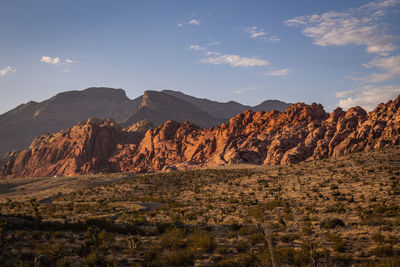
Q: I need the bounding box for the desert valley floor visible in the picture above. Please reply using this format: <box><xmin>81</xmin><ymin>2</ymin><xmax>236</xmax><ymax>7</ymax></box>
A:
<box><xmin>0</xmin><ymin>147</ymin><xmax>399</xmax><ymax>266</ymax></box>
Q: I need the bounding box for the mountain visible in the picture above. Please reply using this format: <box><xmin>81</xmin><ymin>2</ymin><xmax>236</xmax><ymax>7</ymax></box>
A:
<box><xmin>0</xmin><ymin>87</ymin><xmax>141</xmax><ymax>160</ymax></box>
<box><xmin>122</xmin><ymin>91</ymin><xmax>223</xmax><ymax>128</ymax></box>
<box><xmin>0</xmin><ymin>87</ymin><xmax>289</xmax><ymax>159</ymax></box>
<box><xmin>2</xmin><ymin>95</ymin><xmax>399</xmax><ymax>179</ymax></box>
<box><xmin>162</xmin><ymin>89</ymin><xmax>289</xmax><ymax>119</ymax></box>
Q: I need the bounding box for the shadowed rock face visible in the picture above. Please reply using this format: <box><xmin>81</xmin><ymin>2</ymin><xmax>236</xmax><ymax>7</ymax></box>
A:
<box><xmin>162</xmin><ymin>89</ymin><xmax>290</xmax><ymax>119</ymax></box>
<box><xmin>0</xmin><ymin>88</ymin><xmax>289</xmax><ymax>159</ymax></box>
<box><xmin>0</xmin><ymin>87</ymin><xmax>142</xmax><ymax>160</ymax></box>
<box><xmin>122</xmin><ymin>91</ymin><xmax>223</xmax><ymax>128</ymax></box>
<box><xmin>2</xmin><ymin>95</ymin><xmax>399</xmax><ymax>178</ymax></box>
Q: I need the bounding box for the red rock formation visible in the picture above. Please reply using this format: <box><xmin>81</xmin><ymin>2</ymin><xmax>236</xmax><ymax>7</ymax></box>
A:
<box><xmin>1</xmin><ymin>118</ymin><xmax>140</xmax><ymax>178</ymax></box>
<box><xmin>2</xmin><ymin>95</ymin><xmax>400</xmax><ymax>178</ymax></box>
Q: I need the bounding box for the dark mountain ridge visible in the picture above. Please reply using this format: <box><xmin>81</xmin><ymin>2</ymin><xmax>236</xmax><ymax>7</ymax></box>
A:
<box><xmin>2</xmin><ymin>94</ymin><xmax>399</xmax><ymax>179</ymax></box>
<box><xmin>0</xmin><ymin>87</ymin><xmax>289</xmax><ymax>159</ymax></box>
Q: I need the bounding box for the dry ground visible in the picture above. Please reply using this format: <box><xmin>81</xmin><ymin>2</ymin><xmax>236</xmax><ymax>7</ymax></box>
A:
<box><xmin>0</xmin><ymin>147</ymin><xmax>399</xmax><ymax>266</ymax></box>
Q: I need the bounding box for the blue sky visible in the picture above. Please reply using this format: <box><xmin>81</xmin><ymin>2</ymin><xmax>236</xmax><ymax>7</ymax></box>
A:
<box><xmin>0</xmin><ymin>0</ymin><xmax>399</xmax><ymax>114</ymax></box>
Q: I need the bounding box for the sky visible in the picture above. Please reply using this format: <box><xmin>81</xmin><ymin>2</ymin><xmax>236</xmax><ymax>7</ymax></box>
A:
<box><xmin>0</xmin><ymin>0</ymin><xmax>399</xmax><ymax>114</ymax></box>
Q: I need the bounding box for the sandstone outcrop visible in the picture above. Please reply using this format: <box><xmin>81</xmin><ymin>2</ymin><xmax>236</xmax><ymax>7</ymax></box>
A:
<box><xmin>2</xmin><ymin>95</ymin><xmax>399</xmax><ymax>178</ymax></box>
<box><xmin>0</xmin><ymin>87</ymin><xmax>289</xmax><ymax>159</ymax></box>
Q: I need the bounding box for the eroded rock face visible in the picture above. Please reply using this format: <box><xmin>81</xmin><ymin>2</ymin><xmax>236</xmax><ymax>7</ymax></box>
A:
<box><xmin>2</xmin><ymin>95</ymin><xmax>400</xmax><ymax>178</ymax></box>
<box><xmin>1</xmin><ymin>118</ymin><xmax>140</xmax><ymax>178</ymax></box>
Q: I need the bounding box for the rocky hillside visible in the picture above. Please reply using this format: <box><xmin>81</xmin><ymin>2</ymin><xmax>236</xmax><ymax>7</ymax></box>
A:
<box><xmin>2</xmin><ymin>95</ymin><xmax>399</xmax><ymax>179</ymax></box>
<box><xmin>0</xmin><ymin>87</ymin><xmax>141</xmax><ymax>159</ymax></box>
<box><xmin>0</xmin><ymin>87</ymin><xmax>288</xmax><ymax>159</ymax></box>
<box><xmin>121</xmin><ymin>91</ymin><xmax>223</xmax><ymax>128</ymax></box>
<box><xmin>162</xmin><ymin>89</ymin><xmax>289</xmax><ymax>119</ymax></box>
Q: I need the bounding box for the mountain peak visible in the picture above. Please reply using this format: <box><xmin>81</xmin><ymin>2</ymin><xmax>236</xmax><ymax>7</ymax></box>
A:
<box><xmin>2</xmin><ymin>94</ymin><xmax>399</xmax><ymax>178</ymax></box>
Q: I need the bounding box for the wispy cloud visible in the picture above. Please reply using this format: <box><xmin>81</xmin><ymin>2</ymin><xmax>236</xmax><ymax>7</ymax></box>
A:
<box><xmin>188</xmin><ymin>19</ymin><xmax>201</xmax><ymax>26</ymax></box>
<box><xmin>244</xmin><ymin>26</ymin><xmax>267</xmax><ymax>39</ymax></box>
<box><xmin>200</xmin><ymin>54</ymin><xmax>270</xmax><ymax>68</ymax></box>
<box><xmin>232</xmin><ymin>86</ymin><xmax>260</xmax><ymax>94</ymax></box>
<box><xmin>205</xmin><ymin>51</ymin><xmax>220</xmax><ymax>56</ymax></box>
<box><xmin>243</xmin><ymin>26</ymin><xmax>281</xmax><ymax>42</ymax></box>
<box><xmin>208</xmin><ymin>41</ymin><xmax>220</xmax><ymax>46</ymax></box>
<box><xmin>335</xmin><ymin>89</ymin><xmax>354</xmax><ymax>98</ymax></box>
<box><xmin>363</xmin><ymin>55</ymin><xmax>400</xmax><ymax>82</ymax></box>
<box><xmin>285</xmin><ymin>0</ymin><xmax>399</xmax><ymax>55</ymax></box>
<box><xmin>336</xmin><ymin>85</ymin><xmax>400</xmax><ymax>110</ymax></box>
<box><xmin>0</xmin><ymin>66</ymin><xmax>16</xmax><ymax>76</ymax></box>
<box><xmin>189</xmin><ymin>44</ymin><xmax>205</xmax><ymax>51</ymax></box>
<box><xmin>40</xmin><ymin>56</ymin><xmax>60</xmax><ymax>65</ymax></box>
<box><xmin>264</xmin><ymin>68</ymin><xmax>291</xmax><ymax>76</ymax></box>
<box><xmin>64</xmin><ymin>59</ymin><xmax>76</xmax><ymax>64</ymax></box>
<box><xmin>176</xmin><ymin>23</ymin><xmax>183</xmax><ymax>28</ymax></box>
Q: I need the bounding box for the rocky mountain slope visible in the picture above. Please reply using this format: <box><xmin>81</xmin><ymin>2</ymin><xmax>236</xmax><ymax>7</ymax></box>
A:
<box><xmin>121</xmin><ymin>91</ymin><xmax>223</xmax><ymax>128</ymax></box>
<box><xmin>0</xmin><ymin>88</ymin><xmax>288</xmax><ymax>159</ymax></box>
<box><xmin>0</xmin><ymin>87</ymin><xmax>141</xmax><ymax>159</ymax></box>
<box><xmin>2</xmin><ymin>95</ymin><xmax>399</xmax><ymax>179</ymax></box>
<box><xmin>162</xmin><ymin>89</ymin><xmax>289</xmax><ymax>119</ymax></box>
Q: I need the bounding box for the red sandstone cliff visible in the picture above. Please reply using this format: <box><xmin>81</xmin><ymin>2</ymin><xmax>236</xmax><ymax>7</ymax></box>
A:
<box><xmin>2</xmin><ymin>96</ymin><xmax>400</xmax><ymax>178</ymax></box>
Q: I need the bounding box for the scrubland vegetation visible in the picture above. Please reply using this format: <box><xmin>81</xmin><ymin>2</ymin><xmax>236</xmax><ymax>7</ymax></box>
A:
<box><xmin>1</xmin><ymin>147</ymin><xmax>400</xmax><ymax>266</ymax></box>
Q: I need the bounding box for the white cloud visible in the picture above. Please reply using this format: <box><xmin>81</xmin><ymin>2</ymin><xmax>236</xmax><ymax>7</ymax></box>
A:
<box><xmin>285</xmin><ymin>0</ymin><xmax>399</xmax><ymax>54</ymax></box>
<box><xmin>205</xmin><ymin>51</ymin><xmax>220</xmax><ymax>56</ymax></box>
<box><xmin>208</xmin><ymin>41</ymin><xmax>220</xmax><ymax>46</ymax></box>
<box><xmin>336</xmin><ymin>85</ymin><xmax>400</xmax><ymax>110</ymax></box>
<box><xmin>268</xmin><ymin>36</ymin><xmax>281</xmax><ymax>43</ymax></box>
<box><xmin>264</xmin><ymin>68</ymin><xmax>291</xmax><ymax>76</ymax></box>
<box><xmin>64</xmin><ymin>59</ymin><xmax>75</xmax><ymax>64</ymax></box>
<box><xmin>363</xmin><ymin>55</ymin><xmax>400</xmax><ymax>82</ymax></box>
<box><xmin>335</xmin><ymin>90</ymin><xmax>354</xmax><ymax>98</ymax></box>
<box><xmin>0</xmin><ymin>66</ymin><xmax>16</xmax><ymax>76</ymax></box>
<box><xmin>243</xmin><ymin>26</ymin><xmax>281</xmax><ymax>42</ymax></box>
<box><xmin>232</xmin><ymin>86</ymin><xmax>260</xmax><ymax>95</ymax></box>
<box><xmin>188</xmin><ymin>19</ymin><xmax>200</xmax><ymax>26</ymax></box>
<box><xmin>244</xmin><ymin>26</ymin><xmax>267</xmax><ymax>39</ymax></box>
<box><xmin>40</xmin><ymin>56</ymin><xmax>60</xmax><ymax>64</ymax></box>
<box><xmin>177</xmin><ymin>23</ymin><xmax>183</xmax><ymax>27</ymax></box>
<box><xmin>189</xmin><ymin>44</ymin><xmax>205</xmax><ymax>51</ymax></box>
<box><xmin>200</xmin><ymin>54</ymin><xmax>270</xmax><ymax>68</ymax></box>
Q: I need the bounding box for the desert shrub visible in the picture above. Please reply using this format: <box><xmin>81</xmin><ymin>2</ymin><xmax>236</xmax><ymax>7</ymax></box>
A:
<box><xmin>237</xmin><ymin>225</ymin><xmax>257</xmax><ymax>236</ymax></box>
<box><xmin>280</xmin><ymin>234</ymin><xmax>299</xmax><ymax>244</ymax></box>
<box><xmin>52</xmin><ymin>231</ymin><xmax>65</xmax><ymax>238</ymax></box>
<box><xmin>236</xmin><ymin>240</ymin><xmax>250</xmax><ymax>253</ymax></box>
<box><xmin>155</xmin><ymin>222</ymin><xmax>174</xmax><ymax>234</ymax></box>
<box><xmin>83</xmin><ymin>252</ymin><xmax>107</xmax><ymax>267</ymax></box>
<box><xmin>160</xmin><ymin>227</ymin><xmax>185</xmax><ymax>249</ymax></box>
<box><xmin>40</xmin><ymin>242</ymin><xmax>68</xmax><ymax>264</ymax></box>
<box><xmin>274</xmin><ymin>247</ymin><xmax>312</xmax><ymax>266</ymax></box>
<box><xmin>320</xmin><ymin>218</ymin><xmax>345</xmax><ymax>229</ymax></box>
<box><xmin>325</xmin><ymin>234</ymin><xmax>346</xmax><ymax>252</ymax></box>
<box><xmin>370</xmin><ymin>245</ymin><xmax>394</xmax><ymax>257</ymax></box>
<box><xmin>302</xmin><ymin>221</ymin><xmax>313</xmax><ymax>235</ymax></box>
<box><xmin>248</xmin><ymin>233</ymin><xmax>265</xmax><ymax>246</ymax></box>
<box><xmin>229</xmin><ymin>221</ymin><xmax>242</xmax><ymax>231</ymax></box>
<box><xmin>325</xmin><ymin>204</ymin><xmax>346</xmax><ymax>214</ymax></box>
<box><xmin>152</xmin><ymin>248</ymin><xmax>194</xmax><ymax>267</ymax></box>
<box><xmin>188</xmin><ymin>231</ymin><xmax>216</xmax><ymax>253</ymax></box>
<box><xmin>216</xmin><ymin>253</ymin><xmax>258</xmax><ymax>267</ymax></box>
<box><xmin>367</xmin><ymin>256</ymin><xmax>400</xmax><ymax>266</ymax></box>
<box><xmin>372</xmin><ymin>232</ymin><xmax>386</xmax><ymax>244</ymax></box>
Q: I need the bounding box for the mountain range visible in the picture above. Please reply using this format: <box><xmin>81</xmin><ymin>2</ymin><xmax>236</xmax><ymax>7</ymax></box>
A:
<box><xmin>2</xmin><ymin>94</ymin><xmax>399</xmax><ymax>179</ymax></box>
<box><xmin>0</xmin><ymin>87</ymin><xmax>289</xmax><ymax>159</ymax></box>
